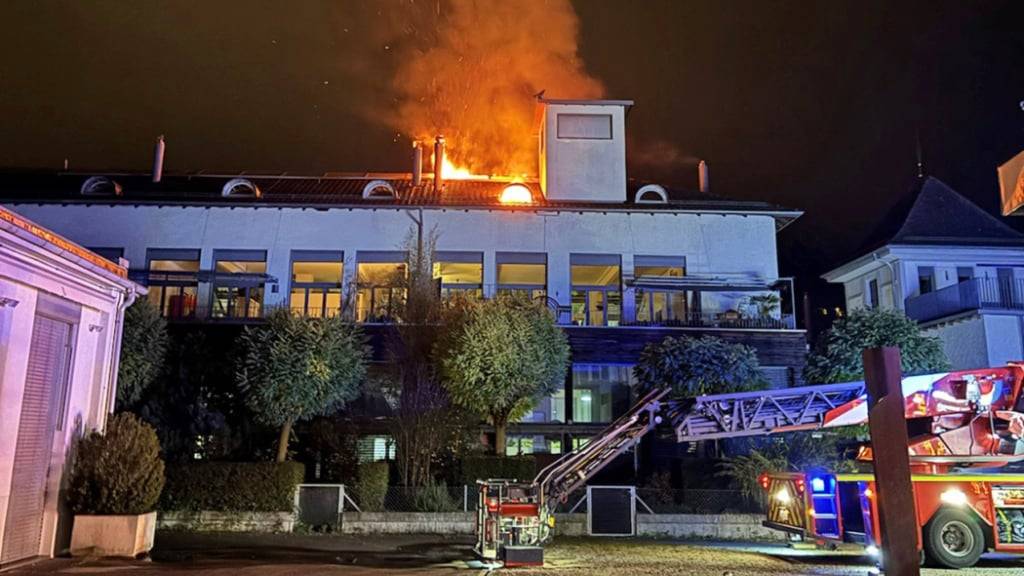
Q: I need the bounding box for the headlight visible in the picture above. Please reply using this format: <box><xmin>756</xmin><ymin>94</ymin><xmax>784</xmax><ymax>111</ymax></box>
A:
<box><xmin>774</xmin><ymin>489</ymin><xmax>792</xmax><ymax>504</ymax></box>
<box><xmin>940</xmin><ymin>488</ymin><xmax>968</xmax><ymax>507</ymax></box>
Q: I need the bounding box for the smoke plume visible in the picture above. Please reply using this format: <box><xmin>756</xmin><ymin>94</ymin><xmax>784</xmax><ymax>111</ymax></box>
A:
<box><xmin>339</xmin><ymin>0</ymin><xmax>603</xmax><ymax>176</ymax></box>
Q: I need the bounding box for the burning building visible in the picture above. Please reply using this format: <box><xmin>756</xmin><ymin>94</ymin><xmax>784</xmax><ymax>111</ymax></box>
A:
<box><xmin>0</xmin><ymin>96</ymin><xmax>803</xmax><ymax>475</ymax></box>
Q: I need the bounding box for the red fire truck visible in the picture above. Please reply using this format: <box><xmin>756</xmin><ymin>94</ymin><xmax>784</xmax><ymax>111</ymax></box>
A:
<box><xmin>475</xmin><ymin>364</ymin><xmax>1024</xmax><ymax>569</ymax></box>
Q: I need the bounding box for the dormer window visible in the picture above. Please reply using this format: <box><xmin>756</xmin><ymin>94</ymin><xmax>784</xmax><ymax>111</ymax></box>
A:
<box><xmin>635</xmin><ymin>184</ymin><xmax>667</xmax><ymax>204</ymax></box>
<box><xmin>363</xmin><ymin>180</ymin><xmax>398</xmax><ymax>200</ymax></box>
<box><xmin>222</xmin><ymin>178</ymin><xmax>262</xmax><ymax>199</ymax></box>
<box><xmin>80</xmin><ymin>176</ymin><xmax>123</xmax><ymax>197</ymax></box>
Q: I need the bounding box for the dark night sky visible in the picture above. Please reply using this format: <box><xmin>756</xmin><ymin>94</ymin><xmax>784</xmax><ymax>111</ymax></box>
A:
<box><xmin>1</xmin><ymin>1</ymin><xmax>1023</xmax><ymax>291</ymax></box>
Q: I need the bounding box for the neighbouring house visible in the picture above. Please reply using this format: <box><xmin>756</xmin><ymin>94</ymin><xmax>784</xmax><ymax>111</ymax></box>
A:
<box><xmin>823</xmin><ymin>176</ymin><xmax>1024</xmax><ymax>370</ymax></box>
<box><xmin>0</xmin><ymin>206</ymin><xmax>143</xmax><ymax>565</ymax></box>
<box><xmin>0</xmin><ymin>98</ymin><xmax>805</xmax><ymax>462</ymax></box>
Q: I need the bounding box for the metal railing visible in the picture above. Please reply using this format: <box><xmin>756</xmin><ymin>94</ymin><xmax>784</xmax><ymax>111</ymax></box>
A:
<box><xmin>906</xmin><ymin>278</ymin><xmax>1024</xmax><ymax>323</ymax></box>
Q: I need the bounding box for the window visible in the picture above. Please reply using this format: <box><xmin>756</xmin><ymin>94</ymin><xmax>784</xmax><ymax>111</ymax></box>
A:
<box><xmin>866</xmin><ymin>278</ymin><xmax>880</xmax><ymax>309</ymax></box>
<box><xmin>356</xmin><ymin>251</ymin><xmax>407</xmax><ymax>322</ymax></box>
<box><xmin>557</xmin><ymin>113</ymin><xmax>613</xmax><ymax>139</ymax></box>
<box><xmin>212</xmin><ymin>250</ymin><xmax>267</xmax><ymax>319</ymax></box>
<box><xmin>496</xmin><ymin>252</ymin><xmax>546</xmax><ymax>300</ymax></box>
<box><xmin>634</xmin><ymin>256</ymin><xmax>687</xmax><ymax>324</ymax></box>
<box><xmin>290</xmin><ymin>251</ymin><xmax>343</xmax><ymax>317</ymax></box>
<box><xmin>957</xmin><ymin>267</ymin><xmax>973</xmax><ymax>284</ymax></box>
<box><xmin>635</xmin><ymin>184</ymin><xmax>668</xmax><ymax>204</ymax></box>
<box><xmin>357</xmin><ymin>435</ymin><xmax>395</xmax><ymax>463</ymax></box>
<box><xmin>918</xmin><ymin>267</ymin><xmax>935</xmax><ymax>295</ymax></box>
<box><xmin>145</xmin><ymin>249</ymin><xmax>200</xmax><ymax>318</ymax></box>
<box><xmin>572</xmin><ymin>364</ymin><xmax>635</xmax><ymax>423</ymax></box>
<box><xmin>433</xmin><ymin>251</ymin><xmax>483</xmax><ymax>298</ymax></box>
<box><xmin>505</xmin><ymin>435</ymin><xmax>562</xmax><ymax>456</ymax></box>
<box><xmin>571</xmin><ymin>255</ymin><xmax>621</xmax><ymax>326</ymax></box>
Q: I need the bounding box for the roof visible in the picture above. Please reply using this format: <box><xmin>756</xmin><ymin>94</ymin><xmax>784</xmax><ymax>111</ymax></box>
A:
<box><xmin>857</xmin><ymin>176</ymin><xmax>1024</xmax><ymax>251</ymax></box>
<box><xmin>0</xmin><ymin>171</ymin><xmax>801</xmax><ymax>228</ymax></box>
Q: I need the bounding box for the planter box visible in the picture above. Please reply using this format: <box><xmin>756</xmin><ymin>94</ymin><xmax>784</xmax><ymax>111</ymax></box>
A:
<box><xmin>70</xmin><ymin>511</ymin><xmax>156</xmax><ymax>557</ymax></box>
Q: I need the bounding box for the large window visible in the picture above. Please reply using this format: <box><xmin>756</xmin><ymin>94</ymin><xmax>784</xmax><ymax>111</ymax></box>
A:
<box><xmin>572</xmin><ymin>364</ymin><xmax>635</xmax><ymax>423</ymax></box>
<box><xmin>634</xmin><ymin>256</ymin><xmax>687</xmax><ymax>324</ymax></box>
<box><xmin>290</xmin><ymin>251</ymin><xmax>343</xmax><ymax>317</ymax></box>
<box><xmin>212</xmin><ymin>250</ymin><xmax>267</xmax><ymax>319</ymax></box>
<box><xmin>357</xmin><ymin>435</ymin><xmax>395</xmax><ymax>463</ymax></box>
<box><xmin>356</xmin><ymin>251</ymin><xmax>407</xmax><ymax>322</ymax></box>
<box><xmin>571</xmin><ymin>254</ymin><xmax>621</xmax><ymax>326</ymax></box>
<box><xmin>497</xmin><ymin>252</ymin><xmax>546</xmax><ymax>300</ymax></box>
<box><xmin>145</xmin><ymin>249</ymin><xmax>200</xmax><ymax>319</ymax></box>
<box><xmin>433</xmin><ymin>251</ymin><xmax>483</xmax><ymax>299</ymax></box>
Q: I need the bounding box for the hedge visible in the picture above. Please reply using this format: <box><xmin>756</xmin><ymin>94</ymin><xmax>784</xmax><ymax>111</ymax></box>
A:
<box><xmin>460</xmin><ymin>455</ymin><xmax>536</xmax><ymax>485</ymax></box>
<box><xmin>160</xmin><ymin>462</ymin><xmax>304</xmax><ymax>512</ymax></box>
<box><xmin>354</xmin><ymin>461</ymin><xmax>389</xmax><ymax>511</ymax></box>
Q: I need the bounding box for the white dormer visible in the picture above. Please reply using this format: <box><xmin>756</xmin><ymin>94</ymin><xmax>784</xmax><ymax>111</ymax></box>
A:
<box><xmin>537</xmin><ymin>98</ymin><xmax>632</xmax><ymax>203</ymax></box>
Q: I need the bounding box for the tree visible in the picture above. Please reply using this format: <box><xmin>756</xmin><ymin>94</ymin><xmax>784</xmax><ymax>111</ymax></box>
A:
<box><xmin>237</xmin><ymin>309</ymin><xmax>368</xmax><ymax>462</ymax></box>
<box><xmin>804</xmin><ymin>307</ymin><xmax>949</xmax><ymax>384</ymax></box>
<box><xmin>117</xmin><ymin>299</ymin><xmax>168</xmax><ymax>409</ymax></box>
<box><xmin>634</xmin><ymin>335</ymin><xmax>767</xmax><ymax>397</ymax></box>
<box><xmin>441</xmin><ymin>293</ymin><xmax>570</xmax><ymax>454</ymax></box>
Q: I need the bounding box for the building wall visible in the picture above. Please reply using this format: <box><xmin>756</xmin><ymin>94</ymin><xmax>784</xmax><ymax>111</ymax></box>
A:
<box><xmin>7</xmin><ymin>204</ymin><xmax>782</xmax><ymax>311</ymax></box>
<box><xmin>923</xmin><ymin>315</ymin><xmax>990</xmax><ymax>370</ymax></box>
<box><xmin>982</xmin><ymin>314</ymin><xmax>1024</xmax><ymax>367</ymax></box>
<box><xmin>0</xmin><ymin>226</ymin><xmax>134</xmax><ymax>559</ymax></box>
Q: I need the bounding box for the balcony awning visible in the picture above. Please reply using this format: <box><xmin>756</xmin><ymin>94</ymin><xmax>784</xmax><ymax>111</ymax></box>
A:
<box><xmin>129</xmin><ymin>269</ymin><xmax>278</xmax><ymax>285</ymax></box>
<box><xmin>630</xmin><ymin>275</ymin><xmax>783</xmax><ymax>292</ymax></box>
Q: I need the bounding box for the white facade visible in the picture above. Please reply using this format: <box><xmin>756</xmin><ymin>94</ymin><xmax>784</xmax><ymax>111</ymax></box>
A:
<box><xmin>824</xmin><ymin>244</ymin><xmax>1024</xmax><ymax>369</ymax></box>
<box><xmin>0</xmin><ymin>207</ymin><xmax>141</xmax><ymax>563</ymax></box>
<box><xmin>7</xmin><ymin>202</ymin><xmax>784</xmax><ymax>323</ymax></box>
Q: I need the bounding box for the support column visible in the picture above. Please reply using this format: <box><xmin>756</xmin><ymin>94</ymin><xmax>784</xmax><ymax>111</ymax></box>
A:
<box><xmin>862</xmin><ymin>346</ymin><xmax>919</xmax><ymax>576</ymax></box>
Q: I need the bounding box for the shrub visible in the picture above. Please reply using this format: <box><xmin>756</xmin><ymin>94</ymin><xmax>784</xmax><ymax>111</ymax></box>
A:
<box><xmin>355</xmin><ymin>461</ymin><xmax>389</xmax><ymax>511</ymax></box>
<box><xmin>117</xmin><ymin>299</ymin><xmax>168</xmax><ymax>409</ymax></box>
<box><xmin>160</xmin><ymin>462</ymin><xmax>304</xmax><ymax>512</ymax></box>
<box><xmin>634</xmin><ymin>335</ymin><xmax>767</xmax><ymax>397</ymax></box>
<box><xmin>68</xmin><ymin>413</ymin><xmax>165</xmax><ymax>515</ymax></box>
<box><xmin>460</xmin><ymin>455</ymin><xmax>535</xmax><ymax>484</ymax></box>
<box><xmin>414</xmin><ymin>481</ymin><xmax>458</xmax><ymax>512</ymax></box>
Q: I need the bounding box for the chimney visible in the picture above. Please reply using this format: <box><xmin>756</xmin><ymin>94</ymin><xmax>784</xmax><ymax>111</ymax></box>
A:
<box><xmin>433</xmin><ymin>135</ymin><xmax>445</xmax><ymax>191</ymax></box>
<box><xmin>152</xmin><ymin>135</ymin><xmax>166</xmax><ymax>183</ymax></box>
<box><xmin>698</xmin><ymin>160</ymin><xmax>709</xmax><ymax>193</ymax></box>
<box><xmin>412</xmin><ymin>141</ymin><xmax>423</xmax><ymax>186</ymax></box>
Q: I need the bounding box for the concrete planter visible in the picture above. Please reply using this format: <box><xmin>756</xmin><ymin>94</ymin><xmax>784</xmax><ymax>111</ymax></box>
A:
<box><xmin>70</xmin><ymin>511</ymin><xmax>157</xmax><ymax>557</ymax></box>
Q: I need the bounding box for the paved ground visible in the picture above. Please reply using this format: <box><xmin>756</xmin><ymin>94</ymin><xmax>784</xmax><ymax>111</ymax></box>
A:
<box><xmin>7</xmin><ymin>532</ymin><xmax>1024</xmax><ymax>575</ymax></box>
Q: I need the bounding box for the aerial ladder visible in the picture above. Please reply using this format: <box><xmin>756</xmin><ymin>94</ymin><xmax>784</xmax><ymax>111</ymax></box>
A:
<box><xmin>476</xmin><ymin>364</ymin><xmax>1024</xmax><ymax>568</ymax></box>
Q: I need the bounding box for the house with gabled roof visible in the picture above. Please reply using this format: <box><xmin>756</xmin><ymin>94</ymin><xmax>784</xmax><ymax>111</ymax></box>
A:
<box><xmin>823</xmin><ymin>176</ymin><xmax>1024</xmax><ymax>369</ymax></box>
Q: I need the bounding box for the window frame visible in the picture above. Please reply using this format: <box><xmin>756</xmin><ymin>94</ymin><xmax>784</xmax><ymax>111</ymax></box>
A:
<box><xmin>570</xmin><ymin>254</ymin><xmax>622</xmax><ymax>326</ymax></box>
<box><xmin>433</xmin><ymin>251</ymin><xmax>484</xmax><ymax>298</ymax></box>
<box><xmin>355</xmin><ymin>251</ymin><xmax>408</xmax><ymax>323</ymax></box>
<box><xmin>496</xmin><ymin>252</ymin><xmax>547</xmax><ymax>300</ymax></box>
<box><xmin>211</xmin><ymin>249</ymin><xmax>267</xmax><ymax>319</ymax></box>
<box><xmin>289</xmin><ymin>250</ymin><xmax>344</xmax><ymax>318</ymax></box>
<box><xmin>145</xmin><ymin>248</ymin><xmax>202</xmax><ymax>319</ymax></box>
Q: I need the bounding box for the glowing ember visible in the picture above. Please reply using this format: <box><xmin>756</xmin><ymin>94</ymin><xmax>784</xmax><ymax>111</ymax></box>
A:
<box><xmin>499</xmin><ymin>183</ymin><xmax>533</xmax><ymax>205</ymax></box>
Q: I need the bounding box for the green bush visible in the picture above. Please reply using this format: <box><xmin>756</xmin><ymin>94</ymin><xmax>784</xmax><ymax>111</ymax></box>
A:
<box><xmin>160</xmin><ymin>462</ymin><xmax>304</xmax><ymax>512</ymax></box>
<box><xmin>414</xmin><ymin>481</ymin><xmax>458</xmax><ymax>512</ymax></box>
<box><xmin>460</xmin><ymin>455</ymin><xmax>535</xmax><ymax>484</ymax></box>
<box><xmin>354</xmin><ymin>461</ymin><xmax>389</xmax><ymax>511</ymax></box>
<box><xmin>68</xmin><ymin>413</ymin><xmax>165</xmax><ymax>515</ymax></box>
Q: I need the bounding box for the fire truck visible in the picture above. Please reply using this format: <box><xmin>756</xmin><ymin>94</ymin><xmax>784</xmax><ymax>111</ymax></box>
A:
<box><xmin>475</xmin><ymin>364</ymin><xmax>1024</xmax><ymax>569</ymax></box>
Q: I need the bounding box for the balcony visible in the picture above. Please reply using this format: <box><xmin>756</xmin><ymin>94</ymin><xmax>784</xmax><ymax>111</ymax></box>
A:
<box><xmin>905</xmin><ymin>278</ymin><xmax>1024</xmax><ymax>323</ymax></box>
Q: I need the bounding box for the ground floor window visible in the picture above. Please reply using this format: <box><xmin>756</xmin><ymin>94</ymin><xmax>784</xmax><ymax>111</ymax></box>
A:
<box><xmin>572</xmin><ymin>364</ymin><xmax>635</xmax><ymax>423</ymax></box>
<box><xmin>505</xmin><ymin>435</ymin><xmax>563</xmax><ymax>456</ymax></box>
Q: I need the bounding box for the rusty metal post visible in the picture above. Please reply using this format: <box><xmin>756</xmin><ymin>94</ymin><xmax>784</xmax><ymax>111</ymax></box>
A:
<box><xmin>862</xmin><ymin>347</ymin><xmax>920</xmax><ymax>576</ymax></box>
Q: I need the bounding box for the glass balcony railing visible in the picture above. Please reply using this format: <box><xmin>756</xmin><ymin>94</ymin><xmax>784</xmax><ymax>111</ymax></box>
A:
<box><xmin>905</xmin><ymin>278</ymin><xmax>1024</xmax><ymax>323</ymax></box>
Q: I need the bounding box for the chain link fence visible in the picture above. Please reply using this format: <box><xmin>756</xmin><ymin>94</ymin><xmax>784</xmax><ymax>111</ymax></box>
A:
<box><xmin>636</xmin><ymin>488</ymin><xmax>760</xmax><ymax>514</ymax></box>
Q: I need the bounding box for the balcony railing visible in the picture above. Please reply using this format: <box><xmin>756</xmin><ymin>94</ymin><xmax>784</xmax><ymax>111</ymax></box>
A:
<box><xmin>905</xmin><ymin>278</ymin><xmax>1024</xmax><ymax>323</ymax></box>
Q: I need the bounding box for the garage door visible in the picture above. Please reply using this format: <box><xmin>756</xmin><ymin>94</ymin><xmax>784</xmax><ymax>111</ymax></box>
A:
<box><xmin>1</xmin><ymin>315</ymin><xmax>72</xmax><ymax>565</ymax></box>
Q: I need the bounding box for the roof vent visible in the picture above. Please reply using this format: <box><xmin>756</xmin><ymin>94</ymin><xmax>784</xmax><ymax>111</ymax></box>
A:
<box><xmin>635</xmin><ymin>184</ymin><xmax>667</xmax><ymax>204</ymax></box>
<box><xmin>362</xmin><ymin>179</ymin><xmax>398</xmax><ymax>200</ymax></box>
<box><xmin>222</xmin><ymin>178</ymin><xmax>262</xmax><ymax>198</ymax></box>
<box><xmin>80</xmin><ymin>176</ymin><xmax>123</xmax><ymax>196</ymax></box>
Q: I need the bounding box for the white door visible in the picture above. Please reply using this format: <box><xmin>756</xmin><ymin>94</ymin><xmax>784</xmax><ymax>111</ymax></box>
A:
<box><xmin>1</xmin><ymin>315</ymin><xmax>72</xmax><ymax>565</ymax></box>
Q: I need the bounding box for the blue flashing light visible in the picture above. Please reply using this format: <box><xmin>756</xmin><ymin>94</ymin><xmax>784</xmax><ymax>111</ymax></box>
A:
<box><xmin>811</xmin><ymin>477</ymin><xmax>827</xmax><ymax>493</ymax></box>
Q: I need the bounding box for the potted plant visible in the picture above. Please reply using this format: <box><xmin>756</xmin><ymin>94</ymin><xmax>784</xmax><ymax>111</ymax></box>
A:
<box><xmin>68</xmin><ymin>413</ymin><xmax>165</xmax><ymax>557</ymax></box>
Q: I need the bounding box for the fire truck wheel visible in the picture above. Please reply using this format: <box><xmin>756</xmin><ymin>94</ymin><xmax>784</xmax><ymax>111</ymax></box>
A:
<box><xmin>923</xmin><ymin>508</ymin><xmax>985</xmax><ymax>569</ymax></box>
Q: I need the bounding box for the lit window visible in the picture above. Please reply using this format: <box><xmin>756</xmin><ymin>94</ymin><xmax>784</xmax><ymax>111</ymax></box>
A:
<box><xmin>290</xmin><ymin>251</ymin><xmax>343</xmax><ymax>318</ymax></box>
<box><xmin>145</xmin><ymin>249</ymin><xmax>200</xmax><ymax>319</ymax></box>
<box><xmin>356</xmin><ymin>252</ymin><xmax>407</xmax><ymax>322</ymax></box>
<box><xmin>570</xmin><ymin>255</ymin><xmax>621</xmax><ymax>326</ymax></box>
<box><xmin>500</xmin><ymin>183</ymin><xmax>532</xmax><ymax>204</ymax></box>
<box><xmin>497</xmin><ymin>253</ymin><xmax>547</xmax><ymax>300</ymax></box>
<box><xmin>571</xmin><ymin>364</ymin><xmax>635</xmax><ymax>423</ymax></box>
<box><xmin>433</xmin><ymin>252</ymin><xmax>483</xmax><ymax>299</ymax></box>
<box><xmin>212</xmin><ymin>250</ymin><xmax>267</xmax><ymax>319</ymax></box>
<box><xmin>634</xmin><ymin>256</ymin><xmax>687</xmax><ymax>325</ymax></box>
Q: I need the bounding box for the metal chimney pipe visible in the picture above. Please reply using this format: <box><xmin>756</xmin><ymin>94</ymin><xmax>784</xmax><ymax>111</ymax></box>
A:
<box><xmin>152</xmin><ymin>135</ymin><xmax>166</xmax><ymax>183</ymax></box>
<box><xmin>433</xmin><ymin>135</ymin><xmax>445</xmax><ymax>191</ymax></box>
<box><xmin>412</xmin><ymin>141</ymin><xmax>423</xmax><ymax>186</ymax></box>
<box><xmin>698</xmin><ymin>160</ymin><xmax>709</xmax><ymax>193</ymax></box>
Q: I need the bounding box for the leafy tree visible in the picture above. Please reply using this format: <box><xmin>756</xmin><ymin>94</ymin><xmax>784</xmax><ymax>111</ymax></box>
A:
<box><xmin>117</xmin><ymin>299</ymin><xmax>168</xmax><ymax>409</ymax></box>
<box><xmin>804</xmin><ymin>307</ymin><xmax>949</xmax><ymax>384</ymax></box>
<box><xmin>634</xmin><ymin>335</ymin><xmax>767</xmax><ymax>397</ymax></box>
<box><xmin>237</xmin><ymin>309</ymin><xmax>368</xmax><ymax>462</ymax></box>
<box><xmin>441</xmin><ymin>293</ymin><xmax>570</xmax><ymax>454</ymax></box>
